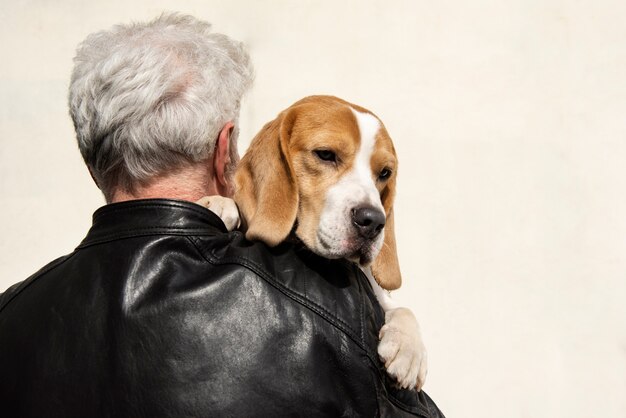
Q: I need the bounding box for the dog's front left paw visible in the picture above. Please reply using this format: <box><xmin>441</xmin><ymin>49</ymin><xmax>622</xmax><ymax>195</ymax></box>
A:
<box><xmin>378</xmin><ymin>307</ymin><xmax>428</xmax><ymax>391</ymax></box>
<box><xmin>195</xmin><ymin>196</ymin><xmax>241</xmax><ymax>231</ymax></box>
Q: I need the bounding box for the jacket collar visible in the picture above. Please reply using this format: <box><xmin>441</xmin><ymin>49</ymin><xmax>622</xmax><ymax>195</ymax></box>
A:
<box><xmin>77</xmin><ymin>199</ymin><xmax>227</xmax><ymax>249</ymax></box>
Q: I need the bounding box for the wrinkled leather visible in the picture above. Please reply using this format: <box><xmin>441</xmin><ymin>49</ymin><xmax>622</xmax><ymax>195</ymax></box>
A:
<box><xmin>0</xmin><ymin>199</ymin><xmax>445</xmax><ymax>418</ymax></box>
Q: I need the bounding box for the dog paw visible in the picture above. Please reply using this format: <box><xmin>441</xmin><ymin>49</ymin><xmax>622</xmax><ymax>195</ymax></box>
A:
<box><xmin>195</xmin><ymin>196</ymin><xmax>241</xmax><ymax>231</ymax></box>
<box><xmin>377</xmin><ymin>307</ymin><xmax>427</xmax><ymax>391</ymax></box>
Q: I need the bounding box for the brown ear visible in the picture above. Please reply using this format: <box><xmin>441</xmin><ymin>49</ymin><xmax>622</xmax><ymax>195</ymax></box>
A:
<box><xmin>233</xmin><ymin>110</ymin><xmax>298</xmax><ymax>246</ymax></box>
<box><xmin>371</xmin><ymin>207</ymin><xmax>402</xmax><ymax>290</ymax></box>
<box><xmin>371</xmin><ymin>164</ymin><xmax>402</xmax><ymax>290</ymax></box>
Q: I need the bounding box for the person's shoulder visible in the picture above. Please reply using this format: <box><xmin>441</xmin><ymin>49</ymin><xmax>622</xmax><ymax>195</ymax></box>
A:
<box><xmin>191</xmin><ymin>230</ymin><xmax>367</xmax><ymax>299</ymax></box>
<box><xmin>0</xmin><ymin>253</ymin><xmax>75</xmax><ymax>314</ymax></box>
<box><xmin>190</xmin><ymin>230</ymin><xmax>382</xmax><ymax>340</ymax></box>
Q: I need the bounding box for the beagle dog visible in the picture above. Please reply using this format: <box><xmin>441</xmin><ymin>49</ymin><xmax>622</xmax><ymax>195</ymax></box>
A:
<box><xmin>198</xmin><ymin>95</ymin><xmax>427</xmax><ymax>390</ymax></box>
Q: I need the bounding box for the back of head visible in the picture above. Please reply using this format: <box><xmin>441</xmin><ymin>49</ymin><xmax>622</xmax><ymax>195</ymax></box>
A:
<box><xmin>69</xmin><ymin>13</ymin><xmax>254</xmax><ymax>200</ymax></box>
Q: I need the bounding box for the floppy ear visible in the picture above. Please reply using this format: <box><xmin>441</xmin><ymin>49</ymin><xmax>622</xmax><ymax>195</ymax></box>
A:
<box><xmin>371</xmin><ymin>185</ymin><xmax>402</xmax><ymax>290</ymax></box>
<box><xmin>234</xmin><ymin>109</ymin><xmax>299</xmax><ymax>246</ymax></box>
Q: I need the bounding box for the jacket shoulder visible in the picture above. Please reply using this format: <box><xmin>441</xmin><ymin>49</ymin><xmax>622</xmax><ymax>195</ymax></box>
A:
<box><xmin>0</xmin><ymin>253</ymin><xmax>75</xmax><ymax>313</ymax></box>
<box><xmin>189</xmin><ymin>231</ymin><xmax>382</xmax><ymax>358</ymax></box>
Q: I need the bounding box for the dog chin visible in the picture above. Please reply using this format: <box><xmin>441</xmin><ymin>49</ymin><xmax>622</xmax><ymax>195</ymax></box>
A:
<box><xmin>354</xmin><ymin>246</ymin><xmax>379</xmax><ymax>266</ymax></box>
<box><xmin>339</xmin><ymin>242</ymin><xmax>381</xmax><ymax>267</ymax></box>
<box><xmin>313</xmin><ymin>231</ymin><xmax>381</xmax><ymax>264</ymax></box>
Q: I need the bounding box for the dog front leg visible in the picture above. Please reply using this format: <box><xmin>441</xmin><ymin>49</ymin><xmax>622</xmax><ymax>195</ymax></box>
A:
<box><xmin>362</xmin><ymin>267</ymin><xmax>428</xmax><ymax>391</ymax></box>
<box><xmin>195</xmin><ymin>196</ymin><xmax>241</xmax><ymax>231</ymax></box>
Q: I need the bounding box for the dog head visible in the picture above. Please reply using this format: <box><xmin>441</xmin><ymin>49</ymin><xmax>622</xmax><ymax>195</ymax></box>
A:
<box><xmin>234</xmin><ymin>95</ymin><xmax>401</xmax><ymax>290</ymax></box>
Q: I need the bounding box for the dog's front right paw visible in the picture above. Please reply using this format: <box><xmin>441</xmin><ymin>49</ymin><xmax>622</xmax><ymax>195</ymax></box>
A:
<box><xmin>195</xmin><ymin>196</ymin><xmax>241</xmax><ymax>231</ymax></box>
<box><xmin>378</xmin><ymin>307</ymin><xmax>428</xmax><ymax>391</ymax></box>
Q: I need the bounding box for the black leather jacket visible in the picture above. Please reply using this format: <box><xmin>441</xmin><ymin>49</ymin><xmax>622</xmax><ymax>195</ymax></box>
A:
<box><xmin>0</xmin><ymin>199</ymin><xmax>444</xmax><ymax>417</ymax></box>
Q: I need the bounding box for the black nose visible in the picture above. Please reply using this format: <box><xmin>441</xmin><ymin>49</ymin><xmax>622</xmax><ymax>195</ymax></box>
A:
<box><xmin>352</xmin><ymin>206</ymin><xmax>386</xmax><ymax>239</ymax></box>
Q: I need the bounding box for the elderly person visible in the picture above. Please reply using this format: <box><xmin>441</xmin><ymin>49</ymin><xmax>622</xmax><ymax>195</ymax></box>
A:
<box><xmin>0</xmin><ymin>13</ymin><xmax>444</xmax><ymax>417</ymax></box>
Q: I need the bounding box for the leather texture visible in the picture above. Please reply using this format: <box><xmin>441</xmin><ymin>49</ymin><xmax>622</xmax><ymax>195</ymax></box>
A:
<box><xmin>0</xmin><ymin>199</ymin><xmax>445</xmax><ymax>418</ymax></box>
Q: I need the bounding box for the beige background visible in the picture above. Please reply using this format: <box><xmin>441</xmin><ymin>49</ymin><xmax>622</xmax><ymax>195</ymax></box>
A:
<box><xmin>1</xmin><ymin>1</ymin><xmax>625</xmax><ymax>416</ymax></box>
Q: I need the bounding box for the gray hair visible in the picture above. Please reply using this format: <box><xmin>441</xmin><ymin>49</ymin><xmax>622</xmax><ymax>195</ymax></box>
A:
<box><xmin>68</xmin><ymin>13</ymin><xmax>254</xmax><ymax>199</ymax></box>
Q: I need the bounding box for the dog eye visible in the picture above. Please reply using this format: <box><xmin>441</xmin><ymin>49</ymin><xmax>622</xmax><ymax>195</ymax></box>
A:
<box><xmin>379</xmin><ymin>168</ymin><xmax>392</xmax><ymax>180</ymax></box>
<box><xmin>314</xmin><ymin>150</ymin><xmax>337</xmax><ymax>163</ymax></box>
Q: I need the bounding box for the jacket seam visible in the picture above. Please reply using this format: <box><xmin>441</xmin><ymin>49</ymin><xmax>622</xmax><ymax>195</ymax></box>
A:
<box><xmin>218</xmin><ymin>255</ymin><xmax>366</xmax><ymax>351</ymax></box>
<box><xmin>0</xmin><ymin>252</ymin><xmax>78</xmax><ymax>314</ymax></box>
<box><xmin>355</xmin><ymin>268</ymin><xmax>427</xmax><ymax>417</ymax></box>
<box><xmin>359</xmin><ymin>269</ymin><xmax>366</xmax><ymax>347</ymax></box>
<box><xmin>188</xmin><ymin>236</ymin><xmax>378</xmax><ymax>362</ymax></box>
<box><xmin>187</xmin><ymin>236</ymin><xmax>428</xmax><ymax>416</ymax></box>
<box><xmin>93</xmin><ymin>201</ymin><xmax>212</xmax><ymax>221</ymax></box>
<box><xmin>354</xmin><ymin>336</ymin><xmax>382</xmax><ymax>418</ymax></box>
<box><xmin>78</xmin><ymin>228</ymin><xmax>219</xmax><ymax>248</ymax></box>
<box><xmin>387</xmin><ymin>390</ymin><xmax>431</xmax><ymax>417</ymax></box>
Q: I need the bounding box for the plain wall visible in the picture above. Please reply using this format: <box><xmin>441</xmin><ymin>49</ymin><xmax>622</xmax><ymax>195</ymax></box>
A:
<box><xmin>1</xmin><ymin>1</ymin><xmax>624</xmax><ymax>417</ymax></box>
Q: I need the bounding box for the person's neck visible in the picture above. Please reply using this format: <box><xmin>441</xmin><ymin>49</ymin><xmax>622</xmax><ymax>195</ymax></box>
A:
<box><xmin>109</xmin><ymin>163</ymin><xmax>219</xmax><ymax>204</ymax></box>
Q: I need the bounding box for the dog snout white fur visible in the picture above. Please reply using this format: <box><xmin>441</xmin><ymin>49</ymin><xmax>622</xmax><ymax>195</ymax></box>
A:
<box><xmin>313</xmin><ymin>110</ymin><xmax>386</xmax><ymax>264</ymax></box>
